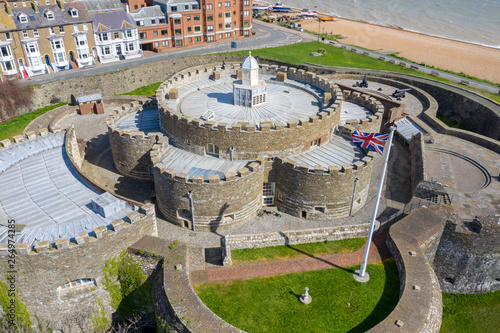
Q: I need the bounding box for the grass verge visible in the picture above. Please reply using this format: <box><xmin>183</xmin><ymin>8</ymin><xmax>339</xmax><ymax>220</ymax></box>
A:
<box><xmin>231</xmin><ymin>238</ymin><xmax>366</xmax><ymax>264</ymax></box>
<box><xmin>0</xmin><ymin>102</ymin><xmax>67</xmax><ymax>141</ymax></box>
<box><xmin>440</xmin><ymin>290</ymin><xmax>500</xmax><ymax>333</ymax></box>
<box><xmin>120</xmin><ymin>82</ymin><xmax>162</xmax><ymax>97</ymax></box>
<box><xmin>436</xmin><ymin>113</ymin><xmax>470</xmax><ymax>131</ymax></box>
<box><xmin>195</xmin><ymin>260</ymin><xmax>399</xmax><ymax>333</ymax></box>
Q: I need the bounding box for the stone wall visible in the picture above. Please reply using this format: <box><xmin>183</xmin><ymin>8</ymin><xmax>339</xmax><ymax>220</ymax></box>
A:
<box><xmin>368</xmin><ymin>207</ymin><xmax>445</xmax><ymax>333</ymax></box>
<box><xmin>0</xmin><ymin>204</ymin><xmax>157</xmax><ymax>331</ymax></box>
<box><xmin>151</xmin><ymin>139</ymin><xmax>264</xmax><ymax>231</ymax></box>
<box><xmin>432</xmin><ymin>215</ymin><xmax>500</xmax><ymax>294</ymax></box>
<box><xmin>157</xmin><ymin>64</ymin><xmax>342</xmax><ymax>160</ymax></box>
<box><xmin>107</xmin><ymin>100</ymin><xmax>163</xmax><ymax>180</ymax></box>
<box><xmin>409</xmin><ymin>132</ymin><xmax>426</xmax><ymax>195</ymax></box>
<box><xmin>275</xmin><ymin>151</ymin><xmax>375</xmax><ymax>219</ymax></box>
<box><xmin>340</xmin><ymin>89</ymin><xmax>385</xmax><ymax>133</ymax></box>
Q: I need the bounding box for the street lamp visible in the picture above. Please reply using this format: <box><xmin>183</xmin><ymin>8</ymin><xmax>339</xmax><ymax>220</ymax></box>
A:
<box><xmin>424</xmin><ymin>50</ymin><xmax>431</xmax><ymax>72</ymax></box>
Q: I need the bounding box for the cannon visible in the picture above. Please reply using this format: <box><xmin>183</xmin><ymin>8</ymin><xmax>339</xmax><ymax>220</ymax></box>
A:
<box><xmin>359</xmin><ymin>75</ymin><xmax>368</xmax><ymax>88</ymax></box>
<box><xmin>392</xmin><ymin>88</ymin><xmax>411</xmax><ymax>98</ymax></box>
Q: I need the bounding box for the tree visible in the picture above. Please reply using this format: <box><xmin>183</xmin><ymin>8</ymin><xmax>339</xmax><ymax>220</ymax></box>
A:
<box><xmin>0</xmin><ymin>80</ymin><xmax>33</xmax><ymax>122</ymax></box>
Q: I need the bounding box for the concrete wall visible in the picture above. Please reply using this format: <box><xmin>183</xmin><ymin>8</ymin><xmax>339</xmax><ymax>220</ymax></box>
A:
<box><xmin>409</xmin><ymin>132</ymin><xmax>426</xmax><ymax>195</ymax></box>
<box><xmin>107</xmin><ymin>100</ymin><xmax>163</xmax><ymax>180</ymax></box>
<box><xmin>432</xmin><ymin>215</ymin><xmax>500</xmax><ymax>294</ymax></box>
<box><xmin>275</xmin><ymin>151</ymin><xmax>374</xmax><ymax>220</ymax></box>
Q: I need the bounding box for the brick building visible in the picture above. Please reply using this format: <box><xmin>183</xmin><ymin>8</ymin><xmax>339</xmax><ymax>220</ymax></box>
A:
<box><xmin>0</xmin><ymin>0</ymin><xmax>95</xmax><ymax>78</ymax></box>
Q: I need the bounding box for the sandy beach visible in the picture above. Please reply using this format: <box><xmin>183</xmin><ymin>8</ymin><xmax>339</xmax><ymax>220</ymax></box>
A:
<box><xmin>256</xmin><ymin>5</ymin><xmax>500</xmax><ymax>83</ymax></box>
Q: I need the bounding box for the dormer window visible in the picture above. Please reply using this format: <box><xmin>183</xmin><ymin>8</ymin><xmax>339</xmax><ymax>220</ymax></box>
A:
<box><xmin>69</xmin><ymin>7</ymin><xmax>78</xmax><ymax>17</ymax></box>
<box><xmin>18</xmin><ymin>13</ymin><xmax>28</xmax><ymax>23</ymax></box>
<box><xmin>45</xmin><ymin>0</ymin><xmax>50</xmax><ymax>4</ymax></box>
<box><xmin>22</xmin><ymin>1</ymin><xmax>26</xmax><ymax>6</ymax></box>
<box><xmin>45</xmin><ymin>10</ymin><xmax>54</xmax><ymax>20</ymax></box>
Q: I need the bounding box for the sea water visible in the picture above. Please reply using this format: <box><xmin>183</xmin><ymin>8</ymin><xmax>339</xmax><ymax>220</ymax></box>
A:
<box><xmin>268</xmin><ymin>0</ymin><xmax>500</xmax><ymax>48</ymax></box>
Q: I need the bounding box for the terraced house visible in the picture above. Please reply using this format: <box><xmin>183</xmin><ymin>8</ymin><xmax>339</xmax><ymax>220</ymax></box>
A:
<box><xmin>0</xmin><ymin>0</ymin><xmax>95</xmax><ymax>78</ymax></box>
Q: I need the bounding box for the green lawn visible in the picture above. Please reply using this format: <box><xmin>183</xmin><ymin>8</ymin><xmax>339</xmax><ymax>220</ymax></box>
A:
<box><xmin>195</xmin><ymin>260</ymin><xmax>400</xmax><ymax>333</ymax></box>
<box><xmin>440</xmin><ymin>290</ymin><xmax>500</xmax><ymax>333</ymax></box>
<box><xmin>436</xmin><ymin>113</ymin><xmax>471</xmax><ymax>131</ymax></box>
<box><xmin>0</xmin><ymin>102</ymin><xmax>67</xmax><ymax>141</ymax></box>
<box><xmin>120</xmin><ymin>82</ymin><xmax>162</xmax><ymax>97</ymax></box>
<box><xmin>231</xmin><ymin>42</ymin><xmax>500</xmax><ymax>104</ymax></box>
<box><xmin>232</xmin><ymin>238</ymin><xmax>366</xmax><ymax>264</ymax></box>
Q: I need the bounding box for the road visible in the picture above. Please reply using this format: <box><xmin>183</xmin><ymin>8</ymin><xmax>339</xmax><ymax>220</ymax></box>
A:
<box><xmin>25</xmin><ymin>21</ymin><xmax>302</xmax><ymax>85</ymax></box>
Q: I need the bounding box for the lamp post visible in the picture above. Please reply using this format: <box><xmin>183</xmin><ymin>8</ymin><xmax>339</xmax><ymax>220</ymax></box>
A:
<box><xmin>424</xmin><ymin>50</ymin><xmax>431</xmax><ymax>72</ymax></box>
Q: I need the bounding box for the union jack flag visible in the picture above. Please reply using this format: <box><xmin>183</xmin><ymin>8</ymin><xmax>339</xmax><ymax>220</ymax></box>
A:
<box><xmin>351</xmin><ymin>129</ymin><xmax>389</xmax><ymax>155</ymax></box>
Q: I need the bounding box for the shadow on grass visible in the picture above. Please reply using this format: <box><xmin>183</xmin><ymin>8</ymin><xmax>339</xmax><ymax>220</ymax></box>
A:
<box><xmin>279</xmin><ymin>231</ymin><xmax>355</xmax><ymax>273</ymax></box>
<box><xmin>346</xmin><ymin>259</ymin><xmax>400</xmax><ymax>333</ymax></box>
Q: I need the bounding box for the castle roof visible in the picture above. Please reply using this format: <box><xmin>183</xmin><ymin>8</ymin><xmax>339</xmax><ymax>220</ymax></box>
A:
<box><xmin>241</xmin><ymin>52</ymin><xmax>259</xmax><ymax>70</ymax></box>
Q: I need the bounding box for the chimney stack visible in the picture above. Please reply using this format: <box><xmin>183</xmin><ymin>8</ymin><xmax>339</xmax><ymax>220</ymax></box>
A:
<box><xmin>5</xmin><ymin>2</ymin><xmax>12</xmax><ymax>15</ymax></box>
<box><xmin>32</xmin><ymin>1</ymin><xmax>39</xmax><ymax>12</ymax></box>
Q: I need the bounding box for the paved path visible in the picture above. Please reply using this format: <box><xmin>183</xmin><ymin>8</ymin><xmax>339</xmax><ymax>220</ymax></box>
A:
<box><xmin>190</xmin><ymin>230</ymin><xmax>390</xmax><ymax>285</ymax></box>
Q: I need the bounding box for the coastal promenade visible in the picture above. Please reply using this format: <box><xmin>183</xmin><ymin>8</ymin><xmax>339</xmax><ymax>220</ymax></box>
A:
<box><xmin>254</xmin><ymin>20</ymin><xmax>500</xmax><ymax>95</ymax></box>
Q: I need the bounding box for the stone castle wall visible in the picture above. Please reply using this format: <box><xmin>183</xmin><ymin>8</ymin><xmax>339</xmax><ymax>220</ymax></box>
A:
<box><xmin>107</xmin><ymin>100</ymin><xmax>163</xmax><ymax>180</ymax></box>
<box><xmin>157</xmin><ymin>64</ymin><xmax>343</xmax><ymax>160</ymax></box>
<box><xmin>432</xmin><ymin>216</ymin><xmax>500</xmax><ymax>294</ymax></box>
<box><xmin>409</xmin><ymin>132</ymin><xmax>426</xmax><ymax>195</ymax></box>
<box><xmin>340</xmin><ymin>89</ymin><xmax>384</xmax><ymax>133</ymax></box>
<box><xmin>151</xmin><ymin>139</ymin><xmax>264</xmax><ymax>231</ymax></box>
<box><xmin>0</xmin><ymin>204</ymin><xmax>157</xmax><ymax>330</ymax></box>
<box><xmin>275</xmin><ymin>151</ymin><xmax>375</xmax><ymax>219</ymax></box>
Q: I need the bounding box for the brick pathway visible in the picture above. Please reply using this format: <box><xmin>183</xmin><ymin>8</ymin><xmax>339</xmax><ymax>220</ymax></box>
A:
<box><xmin>190</xmin><ymin>230</ymin><xmax>390</xmax><ymax>285</ymax></box>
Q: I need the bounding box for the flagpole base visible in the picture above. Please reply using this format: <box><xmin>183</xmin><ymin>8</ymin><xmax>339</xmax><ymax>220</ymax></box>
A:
<box><xmin>353</xmin><ymin>270</ymin><xmax>370</xmax><ymax>283</ymax></box>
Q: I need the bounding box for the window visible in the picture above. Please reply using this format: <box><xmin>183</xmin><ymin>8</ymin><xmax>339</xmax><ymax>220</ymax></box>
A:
<box><xmin>103</xmin><ymin>46</ymin><xmax>110</xmax><ymax>55</ymax></box>
<box><xmin>175</xmin><ymin>39</ymin><xmax>182</xmax><ymax>46</ymax></box>
<box><xmin>153</xmin><ymin>30</ymin><xmax>158</xmax><ymax>36</ymax></box>
<box><xmin>134</xmin><ymin>4</ymin><xmax>138</xmax><ymax>9</ymax></box>
<box><xmin>136</xmin><ymin>20</ymin><xmax>144</xmax><ymax>26</ymax></box>
<box><xmin>218</xmin><ymin>23</ymin><xmax>223</xmax><ymax>28</ymax></box>
<box><xmin>155</xmin><ymin>41</ymin><xmax>159</xmax><ymax>47</ymax></box>
<box><xmin>218</xmin><ymin>33</ymin><xmax>222</xmax><ymax>39</ymax></box>
<box><xmin>151</xmin><ymin>19</ymin><xmax>156</xmax><ymax>24</ymax></box>
<box><xmin>49</xmin><ymin>27</ymin><xmax>55</xmax><ymax>34</ymax></box>
<box><xmin>310</xmin><ymin>138</ymin><xmax>321</xmax><ymax>146</ymax></box>
<box><xmin>75</xmin><ymin>35</ymin><xmax>87</xmax><ymax>46</ymax></box>
<box><xmin>207</xmin><ymin>35</ymin><xmax>214</xmax><ymax>42</ymax></box>
<box><xmin>174</xmin><ymin>18</ymin><xmax>181</xmax><ymax>25</ymax></box>
<box><xmin>83</xmin><ymin>23</ymin><xmax>88</xmax><ymax>31</ymax></box>
<box><xmin>225</xmin><ymin>1</ymin><xmax>230</xmax><ymax>7</ymax></box>
<box><xmin>45</xmin><ymin>11</ymin><xmax>54</xmax><ymax>20</ymax></box>
<box><xmin>58</xmin><ymin>279</ymin><xmax>95</xmax><ymax>292</ymax></box>
<box><xmin>187</xmin><ymin>16</ymin><xmax>191</xmax><ymax>21</ymax></box>
<box><xmin>188</xmin><ymin>37</ymin><xmax>192</xmax><ymax>42</ymax></box>
<box><xmin>139</xmin><ymin>32</ymin><xmax>146</xmax><ymax>39</ymax></box>
<box><xmin>70</xmin><ymin>8</ymin><xmax>78</xmax><ymax>17</ymax></box>
<box><xmin>126</xmin><ymin>42</ymin><xmax>134</xmax><ymax>51</ymax></box>
<box><xmin>26</xmin><ymin>42</ymin><xmax>38</xmax><ymax>53</ymax></box>
<box><xmin>192</xmin><ymin>4</ymin><xmax>198</xmax><ymax>9</ymax></box>
<box><xmin>194</xmin><ymin>26</ymin><xmax>201</xmax><ymax>32</ymax></box>
<box><xmin>12</xmin><ymin>2</ymin><xmax>17</xmax><ymax>7</ymax></box>
<box><xmin>162</xmin><ymin>40</ymin><xmax>169</xmax><ymax>46</ymax></box>
<box><xmin>207</xmin><ymin>25</ymin><xmax>213</xmax><ymax>31</ymax></box>
<box><xmin>262</xmin><ymin>182</ymin><xmax>275</xmax><ymax>206</ymax></box>
<box><xmin>225</xmin><ymin>12</ymin><xmax>231</xmax><ymax>18</ymax></box>
<box><xmin>161</xmin><ymin>29</ymin><xmax>168</xmax><ymax>35</ymax></box>
<box><xmin>194</xmin><ymin>15</ymin><xmax>200</xmax><ymax>21</ymax></box>
<box><xmin>171</xmin><ymin>5</ymin><xmax>177</xmax><ymax>12</ymax></box>
<box><xmin>18</xmin><ymin>13</ymin><xmax>28</xmax><ymax>23</ymax></box>
<box><xmin>206</xmin><ymin>143</ymin><xmax>219</xmax><ymax>156</ymax></box>
<box><xmin>175</xmin><ymin>29</ymin><xmax>181</xmax><ymax>36</ymax></box>
<box><xmin>114</xmin><ymin>32</ymin><xmax>119</xmax><ymax>39</ymax></box>
<box><xmin>225</xmin><ymin>22</ymin><xmax>231</xmax><ymax>28</ymax></box>
<box><xmin>126</xmin><ymin>30</ymin><xmax>132</xmax><ymax>38</ymax></box>
<box><xmin>218</xmin><ymin>13</ymin><xmax>222</xmax><ymax>18</ymax></box>
<box><xmin>277</xmin><ymin>190</ymin><xmax>283</xmax><ymax>202</ymax></box>
<box><xmin>187</xmin><ymin>27</ymin><xmax>191</xmax><ymax>32</ymax></box>
<box><xmin>244</xmin><ymin>0</ymin><xmax>249</xmax><ymax>5</ymax></box>
<box><xmin>45</xmin><ymin>0</ymin><xmax>49</xmax><ymax>4</ymax></box>
<box><xmin>244</xmin><ymin>30</ymin><xmax>249</xmax><ymax>36</ymax></box>
<box><xmin>22</xmin><ymin>0</ymin><xmax>26</xmax><ymax>6</ymax></box>
<box><xmin>51</xmin><ymin>39</ymin><xmax>63</xmax><ymax>49</ymax></box>
<box><xmin>73</xmin><ymin>24</ymin><xmax>79</xmax><ymax>31</ymax></box>
<box><xmin>244</xmin><ymin>10</ymin><xmax>249</xmax><ymax>16</ymax></box>
<box><xmin>98</xmin><ymin>33</ymin><xmax>108</xmax><ymax>41</ymax></box>
<box><xmin>207</xmin><ymin>3</ymin><xmax>213</xmax><ymax>10</ymax></box>
<box><xmin>207</xmin><ymin>14</ymin><xmax>213</xmax><ymax>21</ymax></box>
<box><xmin>225</xmin><ymin>32</ymin><xmax>231</xmax><ymax>38</ymax></box>
<box><xmin>22</xmin><ymin>30</ymin><xmax>28</xmax><ymax>38</ymax></box>
<box><xmin>0</xmin><ymin>59</ymin><xmax>16</xmax><ymax>73</ymax></box>
<box><xmin>54</xmin><ymin>51</ymin><xmax>66</xmax><ymax>63</ymax></box>
<box><xmin>184</xmin><ymin>5</ymin><xmax>189</xmax><ymax>10</ymax></box>
<box><xmin>5</xmin><ymin>32</ymin><xmax>12</xmax><ymax>40</ymax></box>
<box><xmin>159</xmin><ymin>18</ymin><xmax>166</xmax><ymax>24</ymax></box>
<box><xmin>59</xmin><ymin>26</ymin><xmax>64</xmax><ymax>33</ymax></box>
<box><xmin>77</xmin><ymin>49</ymin><xmax>89</xmax><ymax>59</ymax></box>
<box><xmin>1</xmin><ymin>46</ymin><xmax>12</xmax><ymax>57</ymax></box>
<box><xmin>244</xmin><ymin>20</ymin><xmax>250</xmax><ymax>27</ymax></box>
<box><xmin>195</xmin><ymin>36</ymin><xmax>201</xmax><ymax>42</ymax></box>
<box><xmin>218</xmin><ymin>2</ymin><xmax>222</xmax><ymax>7</ymax></box>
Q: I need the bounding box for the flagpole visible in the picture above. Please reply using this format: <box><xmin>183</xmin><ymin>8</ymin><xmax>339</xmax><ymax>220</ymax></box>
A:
<box><xmin>358</xmin><ymin>126</ymin><xmax>396</xmax><ymax>279</ymax></box>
